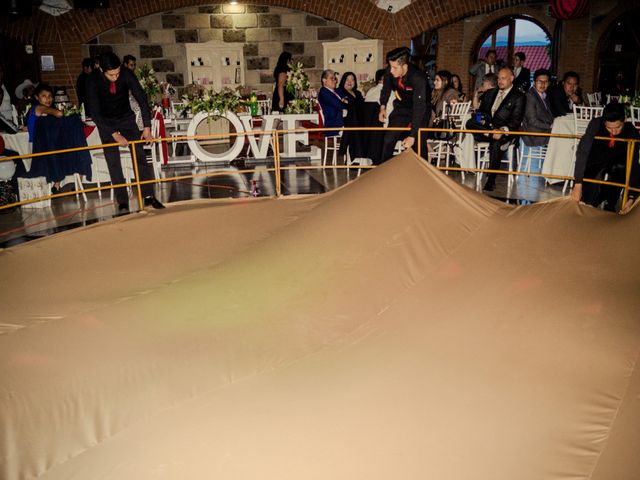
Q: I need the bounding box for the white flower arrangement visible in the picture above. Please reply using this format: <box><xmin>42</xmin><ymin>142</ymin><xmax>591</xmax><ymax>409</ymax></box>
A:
<box><xmin>135</xmin><ymin>64</ymin><xmax>160</xmax><ymax>103</ymax></box>
<box><xmin>178</xmin><ymin>86</ymin><xmax>246</xmax><ymax>117</ymax></box>
<box><xmin>285</xmin><ymin>61</ymin><xmax>310</xmax><ymax>98</ymax></box>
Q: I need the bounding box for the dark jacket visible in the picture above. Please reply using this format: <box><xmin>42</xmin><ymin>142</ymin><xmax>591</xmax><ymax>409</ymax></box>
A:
<box><xmin>76</xmin><ymin>72</ymin><xmax>91</xmax><ymax>116</ymax></box>
<box><xmin>574</xmin><ymin>117</ymin><xmax>640</xmax><ymax>187</ymax></box>
<box><xmin>547</xmin><ymin>83</ymin><xmax>583</xmax><ymax>118</ymax></box>
<box><xmin>86</xmin><ymin>68</ymin><xmax>150</xmax><ymax>137</ymax></box>
<box><xmin>318</xmin><ymin>86</ymin><xmax>346</xmax><ymax>137</ymax></box>
<box><xmin>513</xmin><ymin>67</ymin><xmax>531</xmax><ymax>94</ymax></box>
<box><xmin>477</xmin><ymin>86</ymin><xmax>526</xmax><ymax>132</ymax></box>
<box><xmin>522</xmin><ymin>89</ymin><xmax>554</xmax><ymax>146</ymax></box>
<box><xmin>379</xmin><ymin>63</ymin><xmax>432</xmax><ymax>139</ymax></box>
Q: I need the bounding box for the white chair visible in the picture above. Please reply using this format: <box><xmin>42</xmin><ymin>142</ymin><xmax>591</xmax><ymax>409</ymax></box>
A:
<box><xmin>586</xmin><ymin>92</ymin><xmax>602</xmax><ymax>107</ymax></box>
<box><xmin>257</xmin><ymin>99</ymin><xmax>271</xmax><ymax>116</ymax></box>
<box><xmin>428</xmin><ymin>101</ymin><xmax>471</xmax><ymax>179</ymax></box>
<box><xmin>167</xmin><ymin>101</ymin><xmax>193</xmax><ymax>162</ymax></box>
<box><xmin>563</xmin><ymin>105</ymin><xmax>604</xmax><ymax>193</ymax></box>
<box><xmin>393</xmin><ymin>140</ymin><xmax>405</xmax><ymax>156</ymax></box>
<box><xmin>11</xmin><ymin>104</ymin><xmax>19</xmax><ymax>126</ymax></box>
<box><xmin>606</xmin><ymin>94</ymin><xmax>620</xmax><ymax>105</ymax></box>
<box><xmin>630</xmin><ymin>106</ymin><xmax>640</xmax><ymax>126</ymax></box>
<box><xmin>145</xmin><ymin>112</ymin><xmax>164</xmax><ymax>182</ymax></box>
<box><xmin>318</xmin><ymin>105</ymin><xmax>348</xmax><ymax>167</ymax></box>
<box><xmin>475</xmin><ymin>141</ymin><xmax>518</xmax><ymax>190</ymax></box>
<box><xmin>518</xmin><ymin>140</ymin><xmax>547</xmax><ymax>178</ymax></box>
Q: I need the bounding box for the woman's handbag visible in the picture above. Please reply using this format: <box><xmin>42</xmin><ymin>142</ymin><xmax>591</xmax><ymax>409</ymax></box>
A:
<box><xmin>432</xmin><ymin>105</ymin><xmax>456</xmax><ymax>141</ymax></box>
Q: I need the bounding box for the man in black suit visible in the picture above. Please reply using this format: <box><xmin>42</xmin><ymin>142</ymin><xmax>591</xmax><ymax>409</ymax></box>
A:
<box><xmin>87</xmin><ymin>52</ymin><xmax>164</xmax><ymax>212</ymax></box>
<box><xmin>379</xmin><ymin>47</ymin><xmax>431</xmax><ymax>163</ymax></box>
<box><xmin>521</xmin><ymin>69</ymin><xmax>554</xmax><ymax>147</ymax></box>
<box><xmin>466</xmin><ymin>67</ymin><xmax>526</xmax><ymax>191</ymax></box>
<box><xmin>547</xmin><ymin>71</ymin><xmax>583</xmax><ymax>118</ymax></box>
<box><xmin>512</xmin><ymin>52</ymin><xmax>531</xmax><ymax>94</ymax></box>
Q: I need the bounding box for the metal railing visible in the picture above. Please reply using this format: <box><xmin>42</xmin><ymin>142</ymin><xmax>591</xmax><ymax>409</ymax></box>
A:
<box><xmin>0</xmin><ymin>125</ymin><xmax>638</xmax><ymax>213</ymax></box>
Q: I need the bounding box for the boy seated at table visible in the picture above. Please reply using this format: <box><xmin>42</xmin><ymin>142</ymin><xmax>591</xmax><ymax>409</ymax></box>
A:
<box><xmin>26</xmin><ymin>84</ymin><xmax>92</xmax><ymax>193</ymax></box>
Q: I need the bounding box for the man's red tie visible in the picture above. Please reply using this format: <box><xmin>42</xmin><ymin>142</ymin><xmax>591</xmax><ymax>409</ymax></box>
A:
<box><xmin>608</xmin><ymin>131</ymin><xmax>615</xmax><ymax>149</ymax></box>
<box><xmin>109</xmin><ymin>81</ymin><xmax>116</xmax><ymax>95</ymax></box>
<box><xmin>398</xmin><ymin>77</ymin><xmax>405</xmax><ymax>90</ymax></box>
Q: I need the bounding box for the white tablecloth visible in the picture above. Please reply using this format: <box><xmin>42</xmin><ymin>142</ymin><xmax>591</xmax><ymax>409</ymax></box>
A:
<box><xmin>1</xmin><ymin>131</ymin><xmax>31</xmax><ymax>169</ymax></box>
<box><xmin>541</xmin><ymin>114</ymin><xmax>575</xmax><ymax>184</ymax></box>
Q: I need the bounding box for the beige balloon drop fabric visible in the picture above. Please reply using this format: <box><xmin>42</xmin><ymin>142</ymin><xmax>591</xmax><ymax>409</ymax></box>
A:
<box><xmin>1</xmin><ymin>151</ymin><xmax>639</xmax><ymax>479</ymax></box>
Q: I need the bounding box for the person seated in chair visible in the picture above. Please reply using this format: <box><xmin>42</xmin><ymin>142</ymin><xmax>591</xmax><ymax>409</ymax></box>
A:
<box><xmin>318</xmin><ymin>69</ymin><xmax>348</xmax><ymax>138</ymax></box>
<box><xmin>471</xmin><ymin>73</ymin><xmax>497</xmax><ymax>111</ymax></box>
<box><xmin>466</xmin><ymin>67</ymin><xmax>525</xmax><ymax>191</ymax></box>
<box><xmin>548</xmin><ymin>71</ymin><xmax>583</xmax><ymax>118</ymax></box>
<box><xmin>521</xmin><ymin>69</ymin><xmax>554</xmax><ymax>148</ymax></box>
<box><xmin>570</xmin><ymin>102</ymin><xmax>640</xmax><ymax>212</ymax></box>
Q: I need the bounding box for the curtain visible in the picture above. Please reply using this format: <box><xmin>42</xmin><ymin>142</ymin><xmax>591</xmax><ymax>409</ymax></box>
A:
<box><xmin>550</xmin><ymin>0</ymin><xmax>589</xmax><ymax>20</ymax></box>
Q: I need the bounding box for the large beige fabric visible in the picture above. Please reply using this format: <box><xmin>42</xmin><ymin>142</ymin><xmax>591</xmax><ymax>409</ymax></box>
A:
<box><xmin>1</xmin><ymin>151</ymin><xmax>639</xmax><ymax>479</ymax></box>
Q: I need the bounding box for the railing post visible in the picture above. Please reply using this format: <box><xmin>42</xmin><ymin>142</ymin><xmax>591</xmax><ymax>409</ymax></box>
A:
<box><xmin>273</xmin><ymin>130</ymin><xmax>282</xmax><ymax>197</ymax></box>
<box><xmin>130</xmin><ymin>140</ymin><xmax>144</xmax><ymax>211</ymax></box>
<box><xmin>622</xmin><ymin>139</ymin><xmax>635</xmax><ymax>209</ymax></box>
<box><xmin>417</xmin><ymin>128</ymin><xmax>422</xmax><ymax>158</ymax></box>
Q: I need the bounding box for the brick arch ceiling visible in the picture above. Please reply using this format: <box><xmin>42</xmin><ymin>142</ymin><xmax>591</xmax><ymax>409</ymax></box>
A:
<box><xmin>1</xmin><ymin>0</ymin><xmax>530</xmax><ymax>44</ymax></box>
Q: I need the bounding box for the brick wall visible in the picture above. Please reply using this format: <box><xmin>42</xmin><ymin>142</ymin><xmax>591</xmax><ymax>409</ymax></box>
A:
<box><xmin>1</xmin><ymin>0</ymin><xmax>635</xmax><ymax>103</ymax></box>
<box><xmin>81</xmin><ymin>5</ymin><xmax>367</xmax><ymax>99</ymax></box>
<box><xmin>434</xmin><ymin>0</ymin><xmax>631</xmax><ymax>95</ymax></box>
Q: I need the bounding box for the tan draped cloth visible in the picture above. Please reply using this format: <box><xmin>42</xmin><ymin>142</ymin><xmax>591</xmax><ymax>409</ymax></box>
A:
<box><xmin>1</xmin><ymin>151</ymin><xmax>640</xmax><ymax>479</ymax></box>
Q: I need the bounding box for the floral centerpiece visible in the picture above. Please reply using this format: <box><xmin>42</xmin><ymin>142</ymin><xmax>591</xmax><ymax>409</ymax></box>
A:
<box><xmin>284</xmin><ymin>61</ymin><xmax>314</xmax><ymax>114</ymax></box>
<box><xmin>618</xmin><ymin>92</ymin><xmax>640</xmax><ymax>119</ymax></box>
<box><xmin>135</xmin><ymin>64</ymin><xmax>160</xmax><ymax>104</ymax></box>
<box><xmin>62</xmin><ymin>104</ymin><xmax>83</xmax><ymax>117</ymax></box>
<box><xmin>285</xmin><ymin>61</ymin><xmax>310</xmax><ymax>97</ymax></box>
<box><xmin>178</xmin><ymin>86</ymin><xmax>246</xmax><ymax>119</ymax></box>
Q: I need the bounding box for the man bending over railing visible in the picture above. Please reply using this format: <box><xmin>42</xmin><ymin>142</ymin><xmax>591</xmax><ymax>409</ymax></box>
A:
<box><xmin>571</xmin><ymin>102</ymin><xmax>640</xmax><ymax>212</ymax></box>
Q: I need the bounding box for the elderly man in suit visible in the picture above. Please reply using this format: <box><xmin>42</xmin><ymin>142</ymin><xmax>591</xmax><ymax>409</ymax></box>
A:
<box><xmin>547</xmin><ymin>71</ymin><xmax>583</xmax><ymax>118</ymax></box>
<box><xmin>512</xmin><ymin>52</ymin><xmax>531</xmax><ymax>93</ymax></box>
<box><xmin>521</xmin><ymin>69</ymin><xmax>554</xmax><ymax>147</ymax></box>
<box><xmin>469</xmin><ymin>49</ymin><xmax>498</xmax><ymax>92</ymax></box>
<box><xmin>466</xmin><ymin>66</ymin><xmax>526</xmax><ymax>191</ymax></box>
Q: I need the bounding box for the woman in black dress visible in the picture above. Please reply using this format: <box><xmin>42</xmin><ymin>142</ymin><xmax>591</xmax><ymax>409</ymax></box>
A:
<box><xmin>272</xmin><ymin>52</ymin><xmax>293</xmax><ymax>112</ymax></box>
<box><xmin>337</xmin><ymin>71</ymin><xmax>366</xmax><ymax>159</ymax></box>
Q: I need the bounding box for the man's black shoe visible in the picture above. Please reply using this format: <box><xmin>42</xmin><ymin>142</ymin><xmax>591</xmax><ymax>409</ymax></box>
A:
<box><xmin>483</xmin><ymin>179</ymin><xmax>496</xmax><ymax>192</ymax></box>
<box><xmin>144</xmin><ymin>196</ymin><xmax>166</xmax><ymax>209</ymax></box>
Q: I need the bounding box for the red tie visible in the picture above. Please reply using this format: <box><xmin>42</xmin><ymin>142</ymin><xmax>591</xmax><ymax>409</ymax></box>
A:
<box><xmin>608</xmin><ymin>131</ymin><xmax>615</xmax><ymax>149</ymax></box>
<box><xmin>109</xmin><ymin>81</ymin><xmax>116</xmax><ymax>95</ymax></box>
<box><xmin>398</xmin><ymin>77</ymin><xmax>405</xmax><ymax>90</ymax></box>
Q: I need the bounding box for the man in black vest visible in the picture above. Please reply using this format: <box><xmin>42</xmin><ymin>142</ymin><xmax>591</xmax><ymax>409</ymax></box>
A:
<box><xmin>87</xmin><ymin>52</ymin><xmax>164</xmax><ymax>212</ymax></box>
<box><xmin>571</xmin><ymin>103</ymin><xmax>640</xmax><ymax>212</ymax></box>
<box><xmin>378</xmin><ymin>47</ymin><xmax>431</xmax><ymax>163</ymax></box>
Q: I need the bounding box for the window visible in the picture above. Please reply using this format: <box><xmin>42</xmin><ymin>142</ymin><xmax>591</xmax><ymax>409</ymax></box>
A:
<box><xmin>476</xmin><ymin>17</ymin><xmax>551</xmax><ymax>77</ymax></box>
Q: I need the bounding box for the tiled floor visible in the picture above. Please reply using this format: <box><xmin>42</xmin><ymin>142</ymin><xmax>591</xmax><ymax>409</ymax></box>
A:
<box><xmin>0</xmin><ymin>153</ymin><xmax>566</xmax><ymax>249</ymax></box>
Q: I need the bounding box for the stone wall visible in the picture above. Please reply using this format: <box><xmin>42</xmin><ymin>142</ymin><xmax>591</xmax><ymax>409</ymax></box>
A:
<box><xmin>82</xmin><ymin>4</ymin><xmax>367</xmax><ymax>97</ymax></box>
